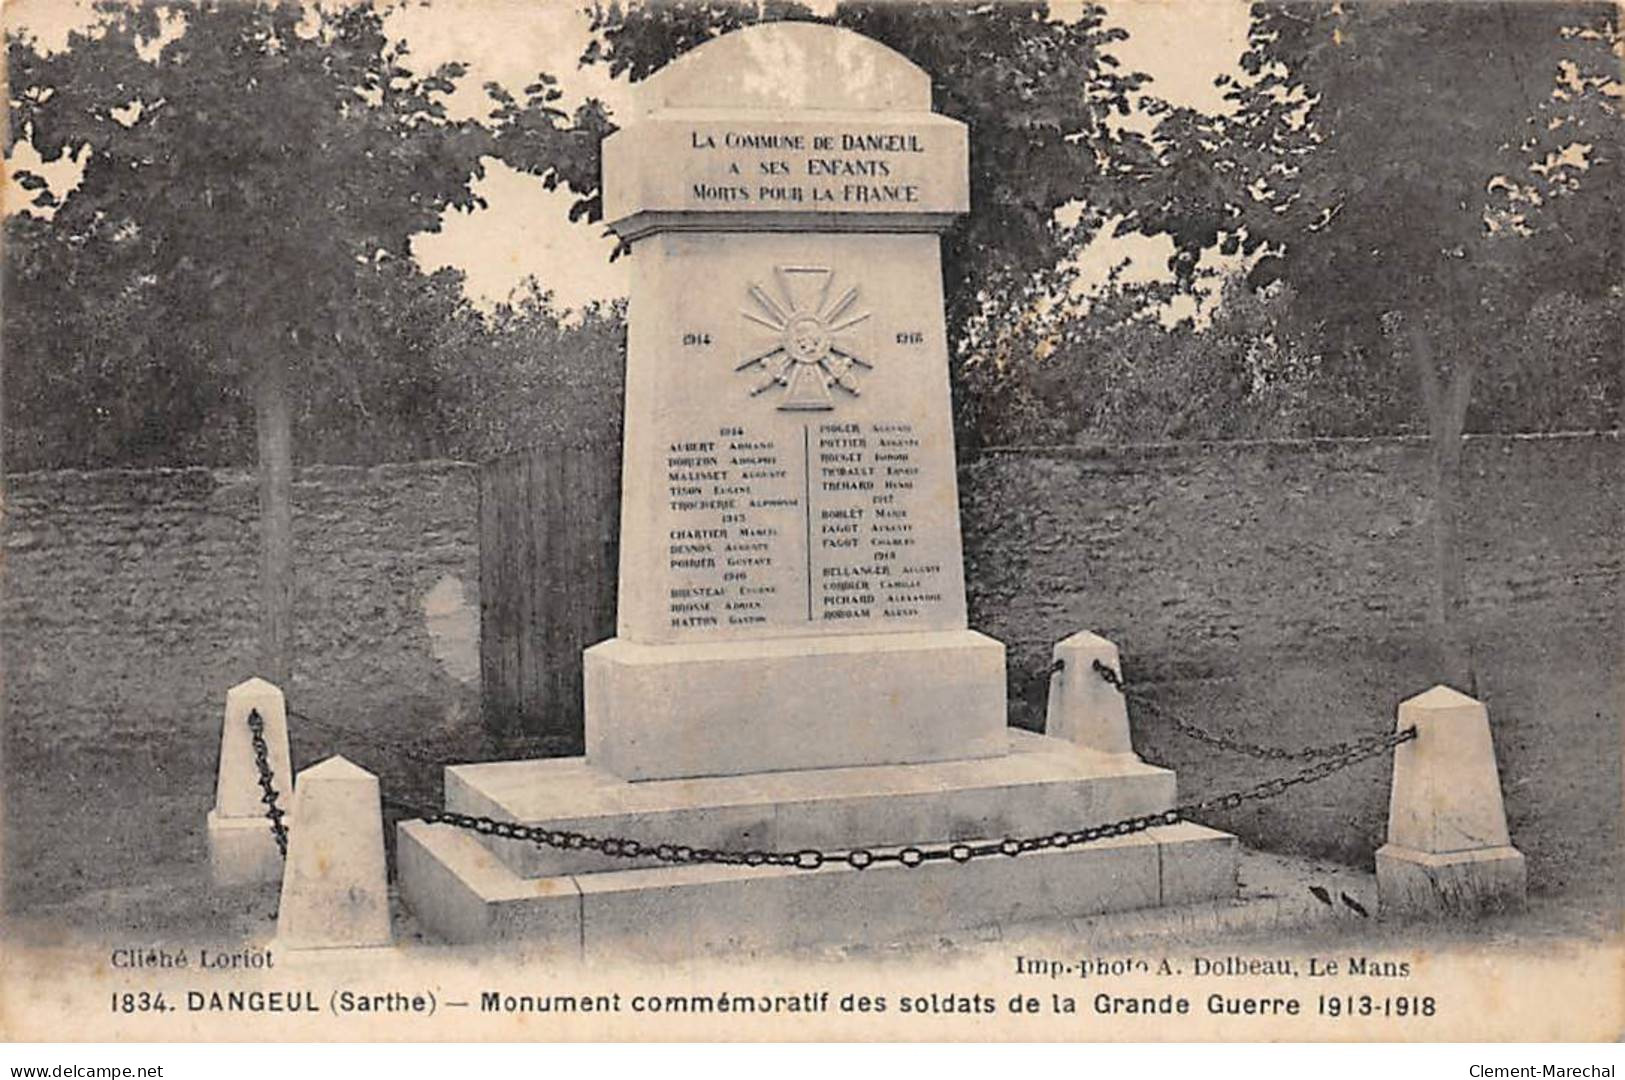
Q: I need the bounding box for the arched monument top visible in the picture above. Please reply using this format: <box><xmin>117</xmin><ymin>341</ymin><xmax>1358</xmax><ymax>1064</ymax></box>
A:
<box><xmin>602</xmin><ymin>20</ymin><xmax>967</xmax><ymax>238</ymax></box>
<box><xmin>635</xmin><ymin>21</ymin><xmax>933</xmax><ymax>114</ymax></box>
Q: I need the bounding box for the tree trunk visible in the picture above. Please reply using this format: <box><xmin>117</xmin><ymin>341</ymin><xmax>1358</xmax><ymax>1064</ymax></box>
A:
<box><xmin>1409</xmin><ymin>318</ymin><xmax>1477</xmax><ymax>694</ymax></box>
<box><xmin>0</xmin><ymin>240</ymin><xmax>7</xmax><ymax>743</ymax></box>
<box><xmin>255</xmin><ymin>354</ymin><xmax>294</xmax><ymax>688</ymax></box>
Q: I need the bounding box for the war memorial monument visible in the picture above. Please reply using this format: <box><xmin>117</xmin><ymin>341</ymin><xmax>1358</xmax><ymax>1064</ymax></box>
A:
<box><xmin>395</xmin><ymin>22</ymin><xmax>1240</xmax><ymax>954</ymax></box>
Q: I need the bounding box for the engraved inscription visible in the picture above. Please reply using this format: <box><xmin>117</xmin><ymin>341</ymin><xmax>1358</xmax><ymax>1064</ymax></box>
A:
<box><xmin>664</xmin><ymin>427</ymin><xmax>801</xmax><ymax>629</ymax></box>
<box><xmin>811</xmin><ymin>420</ymin><xmax>943</xmax><ymax>622</ymax></box>
<box><xmin>687</xmin><ymin>128</ymin><xmax>929</xmax><ymax>207</ymax></box>
<box><xmin>661</xmin><ymin>414</ymin><xmax>949</xmax><ymax>633</ymax></box>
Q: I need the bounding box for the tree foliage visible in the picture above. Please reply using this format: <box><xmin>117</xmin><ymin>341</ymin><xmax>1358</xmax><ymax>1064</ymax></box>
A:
<box><xmin>970</xmin><ymin>272</ymin><xmax>1325</xmax><ymax>446</ymax></box>
<box><xmin>1120</xmin><ymin>1</ymin><xmax>1622</xmax><ymax>433</ymax></box>
<box><xmin>1105</xmin><ymin>0</ymin><xmax>1621</xmax><ymax>689</ymax></box>
<box><xmin>6</xmin><ymin>1</ymin><xmax>1618</xmax><ymax>472</ymax></box>
<box><xmin>3</xmin><ymin>0</ymin><xmax>600</xmax><ymax>469</ymax></box>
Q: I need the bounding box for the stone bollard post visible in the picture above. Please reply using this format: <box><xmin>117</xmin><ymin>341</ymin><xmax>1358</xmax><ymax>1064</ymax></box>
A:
<box><xmin>1376</xmin><ymin>684</ymin><xmax>1526</xmax><ymax>918</ymax></box>
<box><xmin>276</xmin><ymin>755</ymin><xmax>393</xmax><ymax>950</ymax></box>
<box><xmin>207</xmin><ymin>677</ymin><xmax>294</xmax><ymax>885</ymax></box>
<box><xmin>1045</xmin><ymin>631</ymin><xmax>1136</xmax><ymax>756</ymax></box>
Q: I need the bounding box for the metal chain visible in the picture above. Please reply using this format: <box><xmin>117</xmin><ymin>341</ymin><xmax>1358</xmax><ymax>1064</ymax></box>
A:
<box><xmin>1089</xmin><ymin>658</ymin><xmax>1398</xmax><ymax>762</ymax></box>
<box><xmin>393</xmin><ymin>724</ymin><xmax>1414</xmax><ymax>873</ymax></box>
<box><xmin>246</xmin><ymin>707</ymin><xmax>290</xmax><ymax>857</ymax></box>
<box><xmin>297</xmin><ymin>653</ymin><xmax>1419</xmax><ymax>874</ymax></box>
<box><xmin>1020</xmin><ymin>656</ymin><xmax>1067</xmax><ymax>690</ymax></box>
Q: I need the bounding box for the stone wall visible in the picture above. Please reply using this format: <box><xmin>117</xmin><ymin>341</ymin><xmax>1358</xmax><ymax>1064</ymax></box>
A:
<box><xmin>4</xmin><ymin>462</ymin><xmax>481</xmax><ymax>759</ymax></box>
<box><xmin>2</xmin><ymin>462</ymin><xmax>486</xmax><ymax>912</ymax></box>
<box><xmin>963</xmin><ymin>432</ymin><xmax>1620</xmax><ymax>693</ymax></box>
<box><xmin>3</xmin><ymin>433</ymin><xmax>1618</xmax><ymax>907</ymax></box>
<box><xmin>963</xmin><ymin>433</ymin><xmax>1620</xmax><ymax>893</ymax></box>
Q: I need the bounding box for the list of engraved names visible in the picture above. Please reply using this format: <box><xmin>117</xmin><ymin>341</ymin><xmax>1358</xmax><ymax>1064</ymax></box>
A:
<box><xmin>664</xmin><ymin>419</ymin><xmax>949</xmax><ymax>635</ymax></box>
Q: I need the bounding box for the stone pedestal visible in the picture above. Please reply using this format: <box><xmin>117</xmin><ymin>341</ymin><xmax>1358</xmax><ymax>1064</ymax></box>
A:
<box><xmin>1376</xmin><ymin>844</ymin><xmax>1526</xmax><ymax>918</ymax></box>
<box><xmin>399</xmin><ymin>729</ymin><xmax>1237</xmax><ymax>957</ymax></box>
<box><xmin>207</xmin><ymin>677</ymin><xmax>293</xmax><ymax>886</ymax></box>
<box><xmin>586</xmin><ymin>630</ymin><xmax>1006</xmax><ymax>780</ymax></box>
<box><xmin>1376</xmin><ymin>685</ymin><xmax>1526</xmax><ymax>917</ymax></box>
<box><xmin>587</xmin><ymin>24</ymin><xmax>1000</xmax><ymax>782</ymax></box>
<box><xmin>276</xmin><ymin>756</ymin><xmax>392</xmax><ymax>950</ymax></box>
<box><xmin>1046</xmin><ymin>631</ymin><xmax>1135</xmax><ymax>756</ymax></box>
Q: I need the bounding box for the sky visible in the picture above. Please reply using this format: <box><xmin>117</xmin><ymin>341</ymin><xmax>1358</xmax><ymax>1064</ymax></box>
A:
<box><xmin>4</xmin><ymin>0</ymin><xmax>1252</xmax><ymax>314</ymax></box>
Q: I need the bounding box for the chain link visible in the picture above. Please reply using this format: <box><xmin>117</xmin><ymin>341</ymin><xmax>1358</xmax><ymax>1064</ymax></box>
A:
<box><xmin>1017</xmin><ymin>656</ymin><xmax>1067</xmax><ymax>690</ymax></box>
<box><xmin>319</xmin><ymin>655</ymin><xmax>1421</xmax><ymax>875</ymax></box>
<box><xmin>392</xmin><ymin>724</ymin><xmax>1414</xmax><ymax>873</ymax></box>
<box><xmin>246</xmin><ymin>708</ymin><xmax>289</xmax><ymax>857</ymax></box>
<box><xmin>1090</xmin><ymin>658</ymin><xmax>1399</xmax><ymax>762</ymax></box>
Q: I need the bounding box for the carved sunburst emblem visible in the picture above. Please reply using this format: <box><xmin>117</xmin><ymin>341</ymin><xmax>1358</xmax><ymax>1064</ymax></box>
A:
<box><xmin>737</xmin><ymin>266</ymin><xmax>873</xmax><ymax>411</ymax></box>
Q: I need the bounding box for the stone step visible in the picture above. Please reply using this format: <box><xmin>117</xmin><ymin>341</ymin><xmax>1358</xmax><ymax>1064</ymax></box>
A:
<box><xmin>397</xmin><ymin>818</ymin><xmax>1238</xmax><ymax>960</ymax></box>
<box><xmin>395</xmin><ymin>815</ymin><xmax>582</xmax><ymax>953</ymax></box>
<box><xmin>447</xmin><ymin>730</ymin><xmax>1177</xmax><ymax>879</ymax></box>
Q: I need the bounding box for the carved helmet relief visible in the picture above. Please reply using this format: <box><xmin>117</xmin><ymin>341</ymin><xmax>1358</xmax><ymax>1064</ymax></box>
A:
<box><xmin>738</xmin><ymin>266</ymin><xmax>873</xmax><ymax>410</ymax></box>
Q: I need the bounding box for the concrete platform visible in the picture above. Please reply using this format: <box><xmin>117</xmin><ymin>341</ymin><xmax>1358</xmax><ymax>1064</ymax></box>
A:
<box><xmin>398</xmin><ymin>817</ymin><xmax>1237</xmax><ymax>959</ymax></box>
<box><xmin>446</xmin><ymin>730</ymin><xmax>1177</xmax><ymax>878</ymax></box>
<box><xmin>398</xmin><ymin>731</ymin><xmax>1239</xmax><ymax>956</ymax></box>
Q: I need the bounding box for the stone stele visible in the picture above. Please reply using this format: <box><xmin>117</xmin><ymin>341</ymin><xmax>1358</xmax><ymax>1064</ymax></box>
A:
<box><xmin>588</xmin><ymin>20</ymin><xmax>1004</xmax><ymax>781</ymax></box>
<box><xmin>207</xmin><ymin>676</ymin><xmax>293</xmax><ymax>886</ymax></box>
<box><xmin>276</xmin><ymin>755</ymin><xmax>392</xmax><ymax>949</ymax></box>
<box><xmin>1376</xmin><ymin>684</ymin><xmax>1526</xmax><ymax>917</ymax></box>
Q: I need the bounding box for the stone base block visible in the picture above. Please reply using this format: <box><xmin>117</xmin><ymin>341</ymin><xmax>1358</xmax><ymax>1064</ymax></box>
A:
<box><xmin>1161</xmin><ymin>822</ymin><xmax>1241</xmax><ymax>905</ymax></box>
<box><xmin>397</xmin><ymin>818</ymin><xmax>583</xmax><ymax>951</ymax></box>
<box><xmin>398</xmin><ymin>736</ymin><xmax>1239</xmax><ymax>956</ymax></box>
<box><xmin>1046</xmin><ymin>631</ymin><xmax>1133</xmax><ymax>755</ymax></box>
<box><xmin>1376</xmin><ymin>843</ymin><xmax>1527</xmax><ymax>919</ymax></box>
<box><xmin>206</xmin><ymin>810</ymin><xmax>287</xmax><ymax>886</ymax></box>
<box><xmin>585</xmin><ymin>629</ymin><xmax>1008</xmax><ymax>780</ymax></box>
<box><xmin>398</xmin><ymin>818</ymin><xmax>1236</xmax><ymax>959</ymax></box>
<box><xmin>276</xmin><ymin>756</ymin><xmax>392</xmax><ymax>950</ymax></box>
<box><xmin>449</xmin><ymin>730</ymin><xmax>1174</xmax><ymax>878</ymax></box>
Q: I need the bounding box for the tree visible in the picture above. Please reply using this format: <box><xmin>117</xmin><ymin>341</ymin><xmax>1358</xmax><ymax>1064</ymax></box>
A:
<box><xmin>435</xmin><ymin>289</ymin><xmax>627</xmax><ymax>461</ymax></box>
<box><xmin>1123</xmin><ymin>1</ymin><xmax>1622</xmax><ymax>688</ymax></box>
<box><xmin>976</xmin><ymin>271</ymin><xmax>1325</xmax><ymax>446</ymax></box>
<box><xmin>5</xmin><ymin>0</ymin><xmax>573</xmax><ymax>681</ymax></box>
<box><xmin>1473</xmin><ymin>289</ymin><xmax>1623</xmax><ymax>433</ymax></box>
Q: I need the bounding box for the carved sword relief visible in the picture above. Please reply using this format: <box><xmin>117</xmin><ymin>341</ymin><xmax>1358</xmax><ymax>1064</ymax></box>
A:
<box><xmin>737</xmin><ymin>266</ymin><xmax>873</xmax><ymax>411</ymax></box>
